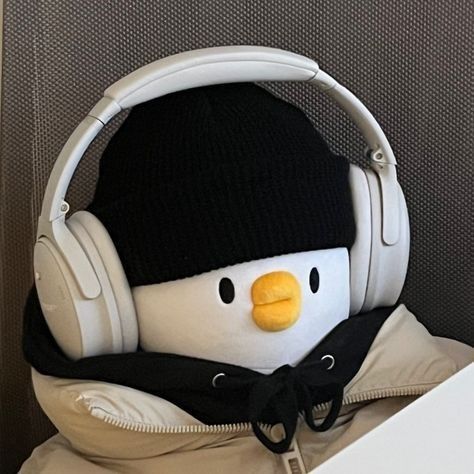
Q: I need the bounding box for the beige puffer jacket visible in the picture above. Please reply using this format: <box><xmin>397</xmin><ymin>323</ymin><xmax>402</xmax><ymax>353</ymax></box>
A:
<box><xmin>20</xmin><ymin>305</ymin><xmax>473</xmax><ymax>473</ymax></box>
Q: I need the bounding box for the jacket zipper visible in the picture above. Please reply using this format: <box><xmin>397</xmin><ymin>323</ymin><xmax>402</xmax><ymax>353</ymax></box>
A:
<box><xmin>86</xmin><ymin>382</ymin><xmax>439</xmax><ymax>434</ymax></box>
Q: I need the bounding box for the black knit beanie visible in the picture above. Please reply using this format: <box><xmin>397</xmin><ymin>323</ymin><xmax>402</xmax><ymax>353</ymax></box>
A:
<box><xmin>88</xmin><ymin>83</ymin><xmax>355</xmax><ymax>287</ymax></box>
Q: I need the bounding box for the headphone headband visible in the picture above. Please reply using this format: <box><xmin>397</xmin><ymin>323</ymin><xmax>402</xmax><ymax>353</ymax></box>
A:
<box><xmin>37</xmin><ymin>46</ymin><xmax>400</xmax><ymax>299</ymax></box>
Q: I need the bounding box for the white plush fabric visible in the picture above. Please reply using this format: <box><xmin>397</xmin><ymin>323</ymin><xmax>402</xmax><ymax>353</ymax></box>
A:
<box><xmin>133</xmin><ymin>248</ymin><xmax>350</xmax><ymax>373</ymax></box>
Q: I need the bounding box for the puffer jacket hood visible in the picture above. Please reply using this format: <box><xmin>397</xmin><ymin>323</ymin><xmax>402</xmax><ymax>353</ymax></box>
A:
<box><xmin>21</xmin><ymin>303</ymin><xmax>473</xmax><ymax>473</ymax></box>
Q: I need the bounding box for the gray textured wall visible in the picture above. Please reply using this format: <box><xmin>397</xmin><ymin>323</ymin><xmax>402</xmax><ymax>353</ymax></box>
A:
<box><xmin>1</xmin><ymin>1</ymin><xmax>473</xmax><ymax>472</ymax></box>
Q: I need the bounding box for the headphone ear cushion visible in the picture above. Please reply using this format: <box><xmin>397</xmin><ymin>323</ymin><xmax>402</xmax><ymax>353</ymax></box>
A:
<box><xmin>348</xmin><ymin>165</ymin><xmax>372</xmax><ymax>315</ymax></box>
<box><xmin>70</xmin><ymin>211</ymin><xmax>138</xmax><ymax>353</ymax></box>
<box><xmin>361</xmin><ymin>169</ymin><xmax>410</xmax><ymax>312</ymax></box>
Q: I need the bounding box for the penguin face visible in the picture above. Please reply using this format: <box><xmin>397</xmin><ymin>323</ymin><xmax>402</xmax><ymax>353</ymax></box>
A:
<box><xmin>133</xmin><ymin>248</ymin><xmax>350</xmax><ymax>373</ymax></box>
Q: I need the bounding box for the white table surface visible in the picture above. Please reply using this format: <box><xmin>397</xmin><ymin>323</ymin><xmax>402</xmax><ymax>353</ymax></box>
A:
<box><xmin>312</xmin><ymin>363</ymin><xmax>474</xmax><ymax>474</ymax></box>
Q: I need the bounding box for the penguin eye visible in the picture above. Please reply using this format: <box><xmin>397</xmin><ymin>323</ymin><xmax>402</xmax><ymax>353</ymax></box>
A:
<box><xmin>309</xmin><ymin>267</ymin><xmax>319</xmax><ymax>294</ymax></box>
<box><xmin>219</xmin><ymin>278</ymin><xmax>235</xmax><ymax>304</ymax></box>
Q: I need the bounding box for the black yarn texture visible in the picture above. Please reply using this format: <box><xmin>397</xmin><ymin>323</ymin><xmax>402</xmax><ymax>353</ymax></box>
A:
<box><xmin>88</xmin><ymin>83</ymin><xmax>355</xmax><ymax>286</ymax></box>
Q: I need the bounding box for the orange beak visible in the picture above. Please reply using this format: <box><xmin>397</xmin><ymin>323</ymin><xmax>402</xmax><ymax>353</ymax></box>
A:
<box><xmin>251</xmin><ymin>271</ymin><xmax>301</xmax><ymax>331</ymax></box>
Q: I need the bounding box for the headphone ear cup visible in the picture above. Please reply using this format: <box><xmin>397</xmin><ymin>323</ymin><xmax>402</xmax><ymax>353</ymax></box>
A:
<box><xmin>361</xmin><ymin>169</ymin><xmax>410</xmax><ymax>312</ymax></box>
<box><xmin>68</xmin><ymin>211</ymin><xmax>138</xmax><ymax>354</ymax></box>
<box><xmin>34</xmin><ymin>221</ymin><xmax>122</xmax><ymax>360</ymax></box>
<box><xmin>349</xmin><ymin>165</ymin><xmax>410</xmax><ymax>315</ymax></box>
<box><xmin>35</xmin><ymin>211</ymin><xmax>138</xmax><ymax>360</ymax></box>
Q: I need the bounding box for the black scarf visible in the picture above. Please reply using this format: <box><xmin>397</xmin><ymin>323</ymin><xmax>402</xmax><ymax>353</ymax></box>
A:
<box><xmin>23</xmin><ymin>288</ymin><xmax>393</xmax><ymax>453</ymax></box>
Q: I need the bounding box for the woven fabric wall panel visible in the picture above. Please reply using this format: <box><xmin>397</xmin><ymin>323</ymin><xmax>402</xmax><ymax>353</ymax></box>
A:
<box><xmin>1</xmin><ymin>1</ymin><xmax>473</xmax><ymax>471</ymax></box>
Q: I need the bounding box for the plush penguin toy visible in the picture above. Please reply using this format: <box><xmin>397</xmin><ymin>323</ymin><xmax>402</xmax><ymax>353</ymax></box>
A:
<box><xmin>22</xmin><ymin>81</ymin><xmax>474</xmax><ymax>472</ymax></box>
<box><xmin>26</xmin><ymin>83</ymin><xmax>373</xmax><ymax>453</ymax></box>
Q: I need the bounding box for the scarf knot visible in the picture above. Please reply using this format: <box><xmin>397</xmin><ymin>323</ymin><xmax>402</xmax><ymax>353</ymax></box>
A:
<box><xmin>213</xmin><ymin>356</ymin><xmax>344</xmax><ymax>453</ymax></box>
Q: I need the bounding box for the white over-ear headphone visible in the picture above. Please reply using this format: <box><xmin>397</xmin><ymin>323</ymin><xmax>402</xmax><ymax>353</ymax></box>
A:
<box><xmin>34</xmin><ymin>46</ymin><xmax>410</xmax><ymax>360</ymax></box>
